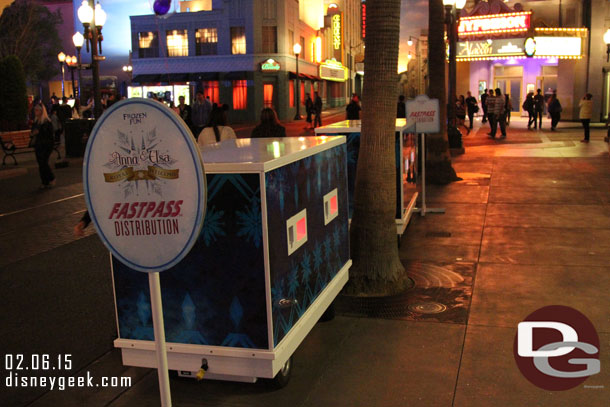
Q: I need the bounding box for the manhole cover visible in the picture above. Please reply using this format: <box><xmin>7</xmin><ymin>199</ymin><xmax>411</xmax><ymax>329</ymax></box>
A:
<box><xmin>408</xmin><ymin>302</ymin><xmax>447</xmax><ymax>314</ymax></box>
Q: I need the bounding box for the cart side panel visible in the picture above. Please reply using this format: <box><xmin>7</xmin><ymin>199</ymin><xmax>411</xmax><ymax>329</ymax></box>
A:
<box><xmin>112</xmin><ymin>172</ymin><xmax>269</xmax><ymax>349</ymax></box>
<box><xmin>265</xmin><ymin>144</ymin><xmax>350</xmax><ymax>347</ymax></box>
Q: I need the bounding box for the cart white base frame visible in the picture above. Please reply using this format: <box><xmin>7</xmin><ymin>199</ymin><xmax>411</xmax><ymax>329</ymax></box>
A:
<box><xmin>396</xmin><ymin>192</ymin><xmax>418</xmax><ymax>235</ymax></box>
<box><xmin>114</xmin><ymin>261</ymin><xmax>351</xmax><ymax>383</ymax></box>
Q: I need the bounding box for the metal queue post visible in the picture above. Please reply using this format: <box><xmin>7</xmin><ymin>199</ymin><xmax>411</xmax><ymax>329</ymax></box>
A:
<box><xmin>83</xmin><ymin>98</ymin><xmax>207</xmax><ymax>407</ymax></box>
<box><xmin>407</xmin><ymin>95</ymin><xmax>446</xmax><ymax>217</ymax></box>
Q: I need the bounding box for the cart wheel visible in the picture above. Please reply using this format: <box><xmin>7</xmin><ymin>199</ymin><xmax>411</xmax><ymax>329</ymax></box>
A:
<box><xmin>319</xmin><ymin>302</ymin><xmax>335</xmax><ymax>322</ymax></box>
<box><xmin>267</xmin><ymin>356</ymin><xmax>293</xmax><ymax>389</ymax></box>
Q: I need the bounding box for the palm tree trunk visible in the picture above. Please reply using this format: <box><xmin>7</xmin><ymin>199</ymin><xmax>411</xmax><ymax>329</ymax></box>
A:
<box><xmin>346</xmin><ymin>0</ymin><xmax>409</xmax><ymax>296</ymax></box>
<box><xmin>427</xmin><ymin>0</ymin><xmax>460</xmax><ymax>184</ymax></box>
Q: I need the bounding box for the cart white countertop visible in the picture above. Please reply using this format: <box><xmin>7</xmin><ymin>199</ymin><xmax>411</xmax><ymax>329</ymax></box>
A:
<box><xmin>313</xmin><ymin>119</ymin><xmax>415</xmax><ymax>134</ymax></box>
<box><xmin>200</xmin><ymin>136</ymin><xmax>345</xmax><ymax>173</ymax></box>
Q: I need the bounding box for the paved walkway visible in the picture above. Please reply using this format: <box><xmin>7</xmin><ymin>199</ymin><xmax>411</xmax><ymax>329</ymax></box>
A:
<box><xmin>2</xmin><ymin>116</ymin><xmax>609</xmax><ymax>407</ymax></box>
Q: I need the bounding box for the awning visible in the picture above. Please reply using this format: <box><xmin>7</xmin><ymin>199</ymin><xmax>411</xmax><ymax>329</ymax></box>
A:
<box><xmin>289</xmin><ymin>72</ymin><xmax>321</xmax><ymax>81</ymax></box>
<box><xmin>189</xmin><ymin>72</ymin><xmax>219</xmax><ymax>81</ymax></box>
<box><xmin>131</xmin><ymin>74</ymin><xmax>161</xmax><ymax>83</ymax></box>
<box><xmin>223</xmin><ymin>71</ymin><xmax>248</xmax><ymax>80</ymax></box>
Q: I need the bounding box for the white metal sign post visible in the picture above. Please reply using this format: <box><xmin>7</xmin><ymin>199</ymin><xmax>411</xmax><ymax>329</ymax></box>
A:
<box><xmin>83</xmin><ymin>99</ymin><xmax>207</xmax><ymax>407</ymax></box>
<box><xmin>406</xmin><ymin>95</ymin><xmax>446</xmax><ymax>217</ymax></box>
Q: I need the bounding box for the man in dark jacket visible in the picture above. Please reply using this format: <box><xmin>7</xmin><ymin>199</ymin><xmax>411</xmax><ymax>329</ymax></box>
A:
<box><xmin>534</xmin><ymin>88</ymin><xmax>544</xmax><ymax>129</ymax></box>
<box><xmin>313</xmin><ymin>94</ymin><xmax>323</xmax><ymax>128</ymax></box>
<box><xmin>465</xmin><ymin>91</ymin><xmax>477</xmax><ymax>130</ymax></box>
<box><xmin>346</xmin><ymin>94</ymin><xmax>361</xmax><ymax>120</ymax></box>
<box><xmin>480</xmin><ymin>89</ymin><xmax>488</xmax><ymax>124</ymax></box>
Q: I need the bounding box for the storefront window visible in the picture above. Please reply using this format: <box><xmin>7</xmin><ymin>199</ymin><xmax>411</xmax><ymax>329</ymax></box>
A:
<box><xmin>233</xmin><ymin>80</ymin><xmax>248</xmax><ymax>110</ymax></box>
<box><xmin>167</xmin><ymin>30</ymin><xmax>189</xmax><ymax>57</ymax></box>
<box><xmin>196</xmin><ymin>28</ymin><xmax>218</xmax><ymax>55</ymax></box>
<box><xmin>231</xmin><ymin>27</ymin><xmax>246</xmax><ymax>55</ymax></box>
<box><xmin>138</xmin><ymin>32</ymin><xmax>159</xmax><ymax>58</ymax></box>
<box><xmin>202</xmin><ymin>81</ymin><xmax>219</xmax><ymax>104</ymax></box>
<box><xmin>263</xmin><ymin>84</ymin><xmax>274</xmax><ymax>108</ymax></box>
<box><xmin>289</xmin><ymin>80</ymin><xmax>295</xmax><ymax>108</ymax></box>
<box><xmin>300</xmin><ymin>81</ymin><xmax>305</xmax><ymax>105</ymax></box>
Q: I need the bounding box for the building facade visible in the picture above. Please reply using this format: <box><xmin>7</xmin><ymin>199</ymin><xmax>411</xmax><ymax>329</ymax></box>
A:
<box><xmin>454</xmin><ymin>0</ymin><xmax>610</xmax><ymax>122</ymax></box>
<box><xmin>129</xmin><ymin>0</ymin><xmax>364</xmax><ymax>123</ymax></box>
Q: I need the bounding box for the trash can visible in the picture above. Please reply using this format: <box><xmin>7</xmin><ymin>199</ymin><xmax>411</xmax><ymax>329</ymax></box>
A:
<box><xmin>65</xmin><ymin>118</ymin><xmax>95</xmax><ymax>157</ymax></box>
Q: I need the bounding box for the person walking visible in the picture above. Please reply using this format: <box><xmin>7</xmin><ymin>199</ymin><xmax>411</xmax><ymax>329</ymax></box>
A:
<box><xmin>534</xmin><ymin>88</ymin><xmax>544</xmax><ymax>129</ymax></box>
<box><xmin>579</xmin><ymin>93</ymin><xmax>593</xmax><ymax>143</ymax></box>
<box><xmin>198</xmin><ymin>105</ymin><xmax>236</xmax><ymax>146</ymax></box>
<box><xmin>523</xmin><ymin>92</ymin><xmax>535</xmax><ymax>130</ymax></box>
<box><xmin>313</xmin><ymin>94</ymin><xmax>323</xmax><ymax>128</ymax></box>
<box><xmin>191</xmin><ymin>91</ymin><xmax>212</xmax><ymax>140</ymax></box>
<box><xmin>456</xmin><ymin>95</ymin><xmax>469</xmax><ymax>134</ymax></box>
<box><xmin>305</xmin><ymin>93</ymin><xmax>314</xmax><ymax>129</ymax></box>
<box><xmin>504</xmin><ymin>93</ymin><xmax>512</xmax><ymax>126</ymax></box>
<box><xmin>346</xmin><ymin>94</ymin><xmax>361</xmax><ymax>120</ymax></box>
<box><xmin>548</xmin><ymin>92</ymin><xmax>562</xmax><ymax>131</ymax></box>
<box><xmin>177</xmin><ymin>95</ymin><xmax>192</xmax><ymax>129</ymax></box>
<box><xmin>465</xmin><ymin>91</ymin><xmax>478</xmax><ymax>130</ymax></box>
<box><xmin>31</xmin><ymin>105</ymin><xmax>56</xmax><ymax>189</ymax></box>
<box><xmin>251</xmin><ymin>107</ymin><xmax>286</xmax><ymax>138</ymax></box>
<box><xmin>486</xmin><ymin>90</ymin><xmax>497</xmax><ymax>134</ymax></box>
<box><xmin>481</xmin><ymin>89</ymin><xmax>489</xmax><ymax>124</ymax></box>
<box><xmin>489</xmin><ymin>88</ymin><xmax>506</xmax><ymax>139</ymax></box>
<box><xmin>397</xmin><ymin>95</ymin><xmax>406</xmax><ymax>119</ymax></box>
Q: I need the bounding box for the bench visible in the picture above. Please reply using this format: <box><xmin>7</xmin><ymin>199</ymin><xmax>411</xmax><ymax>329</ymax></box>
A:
<box><xmin>1</xmin><ymin>130</ymin><xmax>61</xmax><ymax>165</ymax></box>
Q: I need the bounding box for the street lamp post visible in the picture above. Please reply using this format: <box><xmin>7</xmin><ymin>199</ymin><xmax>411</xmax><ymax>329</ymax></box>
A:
<box><xmin>293</xmin><ymin>43</ymin><xmax>302</xmax><ymax>120</ymax></box>
<box><xmin>73</xmin><ymin>32</ymin><xmax>84</xmax><ymax>102</ymax></box>
<box><xmin>444</xmin><ymin>0</ymin><xmax>466</xmax><ymax>128</ymax></box>
<box><xmin>67</xmin><ymin>56</ymin><xmax>77</xmax><ymax>98</ymax></box>
<box><xmin>77</xmin><ymin>0</ymin><xmax>106</xmax><ymax>119</ymax></box>
<box><xmin>57</xmin><ymin>52</ymin><xmax>66</xmax><ymax>98</ymax></box>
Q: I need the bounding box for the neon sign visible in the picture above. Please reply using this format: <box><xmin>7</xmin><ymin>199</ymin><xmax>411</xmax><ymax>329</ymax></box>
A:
<box><xmin>361</xmin><ymin>1</ymin><xmax>366</xmax><ymax>39</ymax></box>
<box><xmin>261</xmin><ymin>58</ymin><xmax>280</xmax><ymax>71</ymax></box>
<box><xmin>319</xmin><ymin>59</ymin><xmax>347</xmax><ymax>82</ymax></box>
<box><xmin>332</xmin><ymin>14</ymin><xmax>342</xmax><ymax>50</ymax></box>
<box><xmin>458</xmin><ymin>12</ymin><xmax>531</xmax><ymax>36</ymax></box>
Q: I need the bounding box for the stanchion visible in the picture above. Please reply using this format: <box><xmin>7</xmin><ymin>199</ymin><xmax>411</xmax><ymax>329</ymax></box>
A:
<box><xmin>415</xmin><ymin>133</ymin><xmax>445</xmax><ymax>217</ymax></box>
<box><xmin>149</xmin><ymin>272</ymin><xmax>172</xmax><ymax>407</ymax></box>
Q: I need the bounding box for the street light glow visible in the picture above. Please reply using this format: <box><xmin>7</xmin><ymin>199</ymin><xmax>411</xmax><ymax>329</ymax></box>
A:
<box><xmin>455</xmin><ymin>0</ymin><xmax>467</xmax><ymax>9</ymax></box>
<box><xmin>73</xmin><ymin>32</ymin><xmax>84</xmax><ymax>48</ymax></box>
<box><xmin>95</xmin><ymin>2</ymin><xmax>107</xmax><ymax>27</ymax></box>
<box><xmin>293</xmin><ymin>43</ymin><xmax>302</xmax><ymax>55</ymax></box>
<box><xmin>57</xmin><ymin>52</ymin><xmax>66</xmax><ymax>63</ymax></box>
<box><xmin>604</xmin><ymin>29</ymin><xmax>610</xmax><ymax>45</ymax></box>
<box><xmin>77</xmin><ymin>0</ymin><xmax>93</xmax><ymax>25</ymax></box>
<box><xmin>443</xmin><ymin>0</ymin><xmax>455</xmax><ymax>6</ymax></box>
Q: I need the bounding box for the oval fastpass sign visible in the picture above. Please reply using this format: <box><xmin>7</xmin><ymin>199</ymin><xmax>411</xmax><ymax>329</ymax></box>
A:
<box><xmin>83</xmin><ymin>98</ymin><xmax>206</xmax><ymax>273</ymax></box>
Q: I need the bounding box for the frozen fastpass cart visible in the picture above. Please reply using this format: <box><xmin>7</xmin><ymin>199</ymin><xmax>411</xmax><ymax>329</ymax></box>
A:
<box><xmin>110</xmin><ymin>135</ymin><xmax>351</xmax><ymax>386</ymax></box>
<box><xmin>314</xmin><ymin>119</ymin><xmax>418</xmax><ymax>238</ymax></box>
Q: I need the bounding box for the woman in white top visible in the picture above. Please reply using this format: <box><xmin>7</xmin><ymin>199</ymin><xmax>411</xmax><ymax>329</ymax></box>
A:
<box><xmin>578</xmin><ymin>93</ymin><xmax>593</xmax><ymax>143</ymax></box>
<box><xmin>197</xmin><ymin>105</ymin><xmax>236</xmax><ymax>146</ymax></box>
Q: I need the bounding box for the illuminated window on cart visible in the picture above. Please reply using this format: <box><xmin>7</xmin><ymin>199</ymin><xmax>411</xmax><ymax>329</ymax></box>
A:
<box><xmin>323</xmin><ymin>188</ymin><xmax>339</xmax><ymax>225</ymax></box>
<box><xmin>287</xmin><ymin>209</ymin><xmax>308</xmax><ymax>255</ymax></box>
